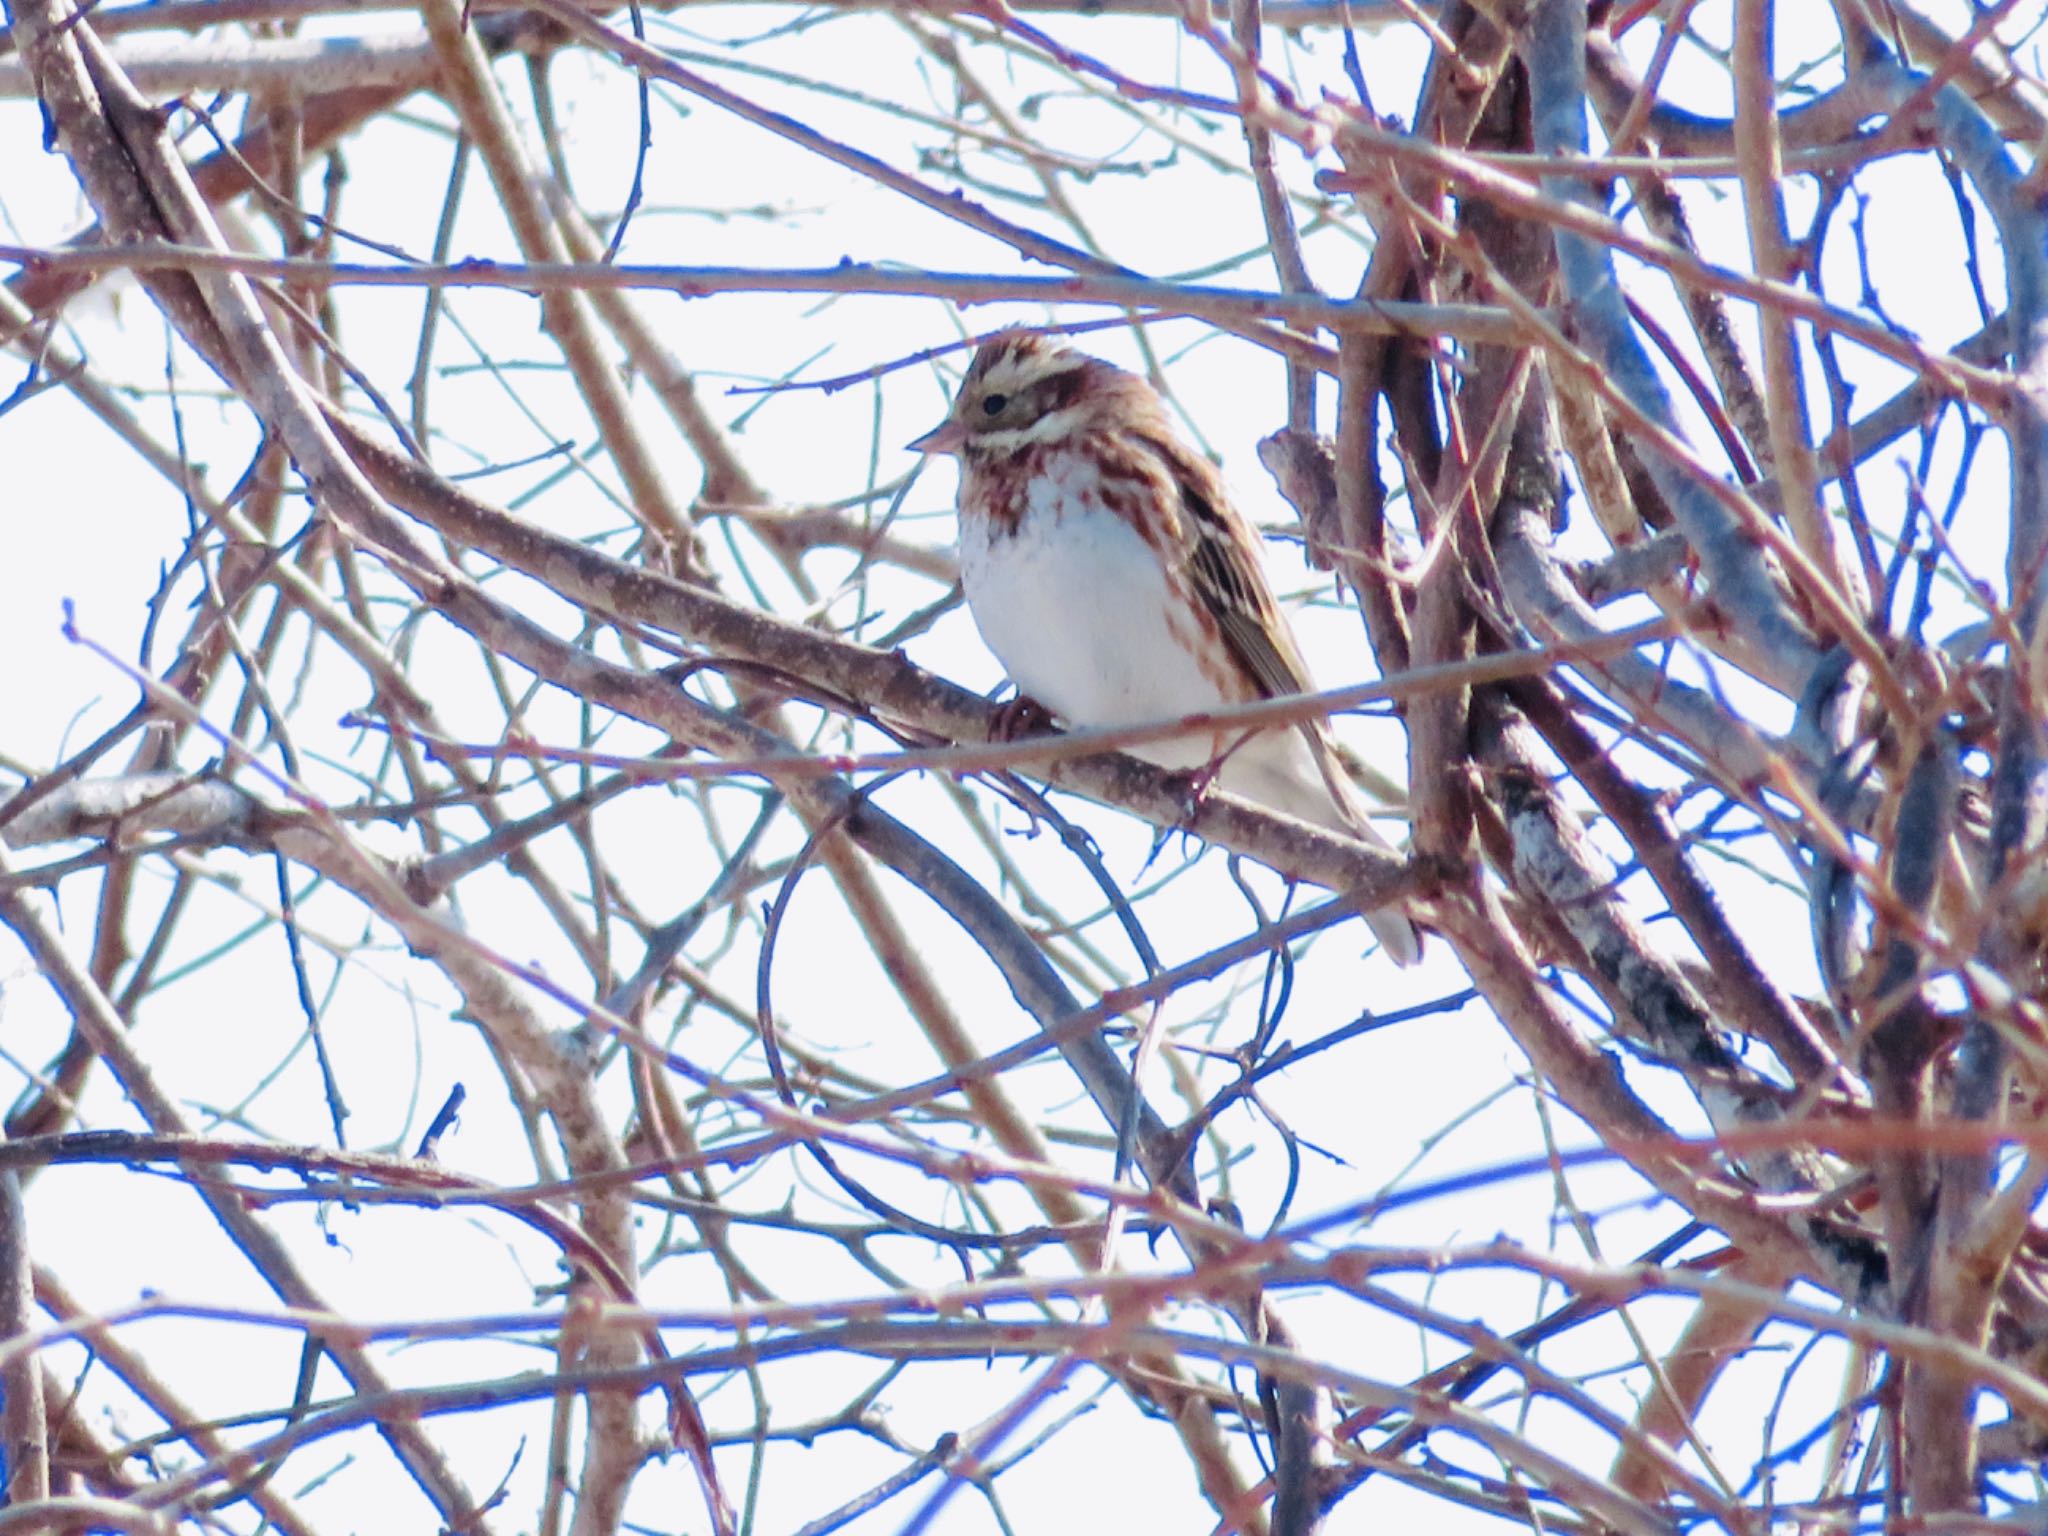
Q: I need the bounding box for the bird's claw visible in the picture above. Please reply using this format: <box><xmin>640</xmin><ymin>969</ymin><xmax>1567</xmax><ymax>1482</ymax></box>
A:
<box><xmin>990</xmin><ymin>693</ymin><xmax>1057</xmax><ymax>743</ymax></box>
<box><xmin>1165</xmin><ymin>762</ymin><xmax>1221</xmax><ymax>832</ymax></box>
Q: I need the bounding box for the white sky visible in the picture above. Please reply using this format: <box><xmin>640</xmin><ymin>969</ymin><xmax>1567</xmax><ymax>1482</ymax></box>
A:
<box><xmin>0</xmin><ymin>2</ymin><xmax>2038</xmax><ymax>1531</ymax></box>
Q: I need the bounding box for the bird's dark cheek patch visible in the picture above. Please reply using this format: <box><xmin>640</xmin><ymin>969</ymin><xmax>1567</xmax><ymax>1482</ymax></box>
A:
<box><xmin>1035</xmin><ymin>371</ymin><xmax>1093</xmax><ymax>418</ymax></box>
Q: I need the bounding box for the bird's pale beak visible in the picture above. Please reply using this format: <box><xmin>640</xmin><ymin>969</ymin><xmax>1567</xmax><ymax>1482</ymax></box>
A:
<box><xmin>907</xmin><ymin>419</ymin><xmax>966</xmax><ymax>456</ymax></box>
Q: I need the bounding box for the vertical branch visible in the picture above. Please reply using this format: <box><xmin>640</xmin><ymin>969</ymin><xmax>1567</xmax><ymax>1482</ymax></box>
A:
<box><xmin>1405</xmin><ymin>39</ymin><xmax>1543</xmax><ymax>862</ymax></box>
<box><xmin>1879</xmin><ymin>33</ymin><xmax>2048</xmax><ymax>1515</ymax></box>
<box><xmin>1229</xmin><ymin>0</ymin><xmax>1316</xmax><ymax>427</ymax></box>
<box><xmin>0</xmin><ymin>1158</ymin><xmax>44</xmax><ymax>1507</ymax></box>
<box><xmin>419</xmin><ymin>0</ymin><xmax>702</xmax><ymax>572</ymax></box>
<box><xmin>1521</xmin><ymin>0</ymin><xmax>1825</xmax><ymax>690</ymax></box>
<box><xmin>1330</xmin><ymin>336</ymin><xmax>1411</xmax><ymax>676</ymax></box>
<box><xmin>1587</xmin><ymin>27</ymin><xmax>1775</xmax><ymax>479</ymax></box>
<box><xmin>1730</xmin><ymin>0</ymin><xmax>1846</xmax><ymax>600</ymax></box>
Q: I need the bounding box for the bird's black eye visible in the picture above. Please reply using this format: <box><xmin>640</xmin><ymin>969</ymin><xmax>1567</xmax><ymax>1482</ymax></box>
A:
<box><xmin>981</xmin><ymin>393</ymin><xmax>1008</xmax><ymax>416</ymax></box>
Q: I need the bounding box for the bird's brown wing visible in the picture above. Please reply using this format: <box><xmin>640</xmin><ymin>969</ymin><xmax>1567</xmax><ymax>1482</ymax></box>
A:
<box><xmin>1144</xmin><ymin>434</ymin><xmax>1373</xmax><ymax>817</ymax></box>
<box><xmin>1147</xmin><ymin>432</ymin><xmax>1427</xmax><ymax>964</ymax></box>
<box><xmin>1149</xmin><ymin>434</ymin><xmax>1317</xmax><ymax>702</ymax></box>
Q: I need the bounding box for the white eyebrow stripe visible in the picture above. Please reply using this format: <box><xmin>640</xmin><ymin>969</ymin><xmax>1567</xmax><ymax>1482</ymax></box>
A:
<box><xmin>979</xmin><ymin>346</ymin><xmax>1087</xmax><ymax>393</ymax></box>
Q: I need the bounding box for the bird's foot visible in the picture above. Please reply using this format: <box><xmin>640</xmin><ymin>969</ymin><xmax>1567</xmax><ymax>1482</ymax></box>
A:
<box><xmin>1162</xmin><ymin>761</ymin><xmax>1223</xmax><ymax>833</ymax></box>
<box><xmin>989</xmin><ymin>693</ymin><xmax>1057</xmax><ymax>743</ymax></box>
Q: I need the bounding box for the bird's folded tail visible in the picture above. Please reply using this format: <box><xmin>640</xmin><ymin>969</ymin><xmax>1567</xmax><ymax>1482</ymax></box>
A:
<box><xmin>1363</xmin><ymin>905</ymin><xmax>1422</xmax><ymax>968</ymax></box>
<box><xmin>1289</xmin><ymin>726</ymin><xmax>1422</xmax><ymax>967</ymax></box>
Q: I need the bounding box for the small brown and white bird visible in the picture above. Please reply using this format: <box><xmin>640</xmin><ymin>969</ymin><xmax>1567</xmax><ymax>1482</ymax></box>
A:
<box><xmin>909</xmin><ymin>330</ymin><xmax>1420</xmax><ymax>966</ymax></box>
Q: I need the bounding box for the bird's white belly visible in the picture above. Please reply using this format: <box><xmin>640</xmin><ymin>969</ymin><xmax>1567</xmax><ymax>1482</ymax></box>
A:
<box><xmin>960</xmin><ymin>479</ymin><xmax>1227</xmax><ymax>769</ymax></box>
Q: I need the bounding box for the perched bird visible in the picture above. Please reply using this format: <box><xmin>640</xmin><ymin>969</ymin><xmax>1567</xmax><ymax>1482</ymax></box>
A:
<box><xmin>909</xmin><ymin>330</ymin><xmax>1420</xmax><ymax>966</ymax></box>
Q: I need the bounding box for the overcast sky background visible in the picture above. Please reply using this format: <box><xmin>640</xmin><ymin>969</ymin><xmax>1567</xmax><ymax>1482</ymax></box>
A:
<box><xmin>0</xmin><ymin>2</ymin><xmax>2032</xmax><ymax>1530</ymax></box>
